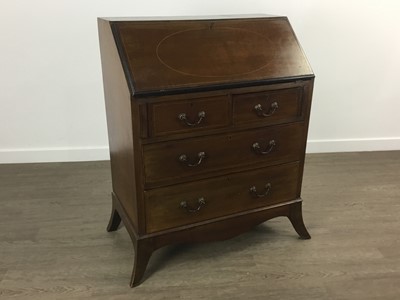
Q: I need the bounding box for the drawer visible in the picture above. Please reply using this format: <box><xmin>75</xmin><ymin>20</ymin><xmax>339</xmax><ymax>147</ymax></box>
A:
<box><xmin>149</xmin><ymin>95</ymin><xmax>231</xmax><ymax>137</ymax></box>
<box><xmin>145</xmin><ymin>162</ymin><xmax>300</xmax><ymax>233</ymax></box>
<box><xmin>143</xmin><ymin>123</ymin><xmax>305</xmax><ymax>187</ymax></box>
<box><xmin>233</xmin><ymin>87</ymin><xmax>304</xmax><ymax>126</ymax></box>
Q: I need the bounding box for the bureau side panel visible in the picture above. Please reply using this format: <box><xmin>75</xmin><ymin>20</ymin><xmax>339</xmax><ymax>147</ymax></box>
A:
<box><xmin>296</xmin><ymin>78</ymin><xmax>315</xmax><ymax>195</ymax></box>
<box><xmin>98</xmin><ymin>19</ymin><xmax>139</xmax><ymax>232</ymax></box>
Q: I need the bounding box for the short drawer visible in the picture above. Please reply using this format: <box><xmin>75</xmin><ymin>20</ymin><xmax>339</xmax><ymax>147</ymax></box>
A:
<box><xmin>149</xmin><ymin>95</ymin><xmax>231</xmax><ymax>137</ymax></box>
<box><xmin>233</xmin><ymin>87</ymin><xmax>304</xmax><ymax>126</ymax></box>
<box><xmin>145</xmin><ymin>162</ymin><xmax>300</xmax><ymax>233</ymax></box>
<box><xmin>143</xmin><ymin>123</ymin><xmax>305</xmax><ymax>187</ymax></box>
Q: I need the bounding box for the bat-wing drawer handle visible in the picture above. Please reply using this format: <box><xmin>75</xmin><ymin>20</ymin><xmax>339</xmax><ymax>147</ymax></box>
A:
<box><xmin>180</xmin><ymin>197</ymin><xmax>206</xmax><ymax>213</ymax></box>
<box><xmin>179</xmin><ymin>151</ymin><xmax>206</xmax><ymax>167</ymax></box>
<box><xmin>254</xmin><ymin>101</ymin><xmax>278</xmax><ymax>117</ymax></box>
<box><xmin>178</xmin><ymin>111</ymin><xmax>206</xmax><ymax>126</ymax></box>
<box><xmin>249</xmin><ymin>183</ymin><xmax>272</xmax><ymax>198</ymax></box>
<box><xmin>252</xmin><ymin>140</ymin><xmax>276</xmax><ymax>155</ymax></box>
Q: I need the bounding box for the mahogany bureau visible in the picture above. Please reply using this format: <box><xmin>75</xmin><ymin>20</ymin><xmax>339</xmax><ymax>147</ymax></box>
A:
<box><xmin>98</xmin><ymin>15</ymin><xmax>314</xmax><ymax>287</ymax></box>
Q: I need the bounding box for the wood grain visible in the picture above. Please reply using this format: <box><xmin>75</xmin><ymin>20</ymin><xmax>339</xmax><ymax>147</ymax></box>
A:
<box><xmin>145</xmin><ymin>162</ymin><xmax>301</xmax><ymax>233</ymax></box>
<box><xmin>233</xmin><ymin>87</ymin><xmax>304</xmax><ymax>126</ymax></box>
<box><xmin>149</xmin><ymin>94</ymin><xmax>231</xmax><ymax>137</ymax></box>
<box><xmin>99</xmin><ymin>16</ymin><xmax>315</xmax><ymax>285</ymax></box>
<box><xmin>112</xmin><ymin>17</ymin><xmax>313</xmax><ymax>95</ymax></box>
<box><xmin>143</xmin><ymin>123</ymin><xmax>305</xmax><ymax>188</ymax></box>
<box><xmin>98</xmin><ymin>18</ymin><xmax>140</xmax><ymax>233</ymax></box>
<box><xmin>1</xmin><ymin>151</ymin><xmax>400</xmax><ymax>299</ymax></box>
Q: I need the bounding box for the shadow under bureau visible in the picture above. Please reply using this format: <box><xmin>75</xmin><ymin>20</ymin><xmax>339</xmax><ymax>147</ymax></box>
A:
<box><xmin>98</xmin><ymin>15</ymin><xmax>314</xmax><ymax>287</ymax></box>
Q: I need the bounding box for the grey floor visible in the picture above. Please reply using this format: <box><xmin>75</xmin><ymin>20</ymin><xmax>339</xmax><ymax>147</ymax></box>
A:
<box><xmin>1</xmin><ymin>151</ymin><xmax>400</xmax><ymax>299</ymax></box>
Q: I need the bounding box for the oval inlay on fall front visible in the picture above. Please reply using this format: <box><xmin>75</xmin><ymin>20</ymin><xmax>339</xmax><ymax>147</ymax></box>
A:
<box><xmin>156</xmin><ymin>27</ymin><xmax>277</xmax><ymax>78</ymax></box>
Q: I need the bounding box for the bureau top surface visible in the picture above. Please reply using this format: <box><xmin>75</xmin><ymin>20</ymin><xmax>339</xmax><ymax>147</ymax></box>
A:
<box><xmin>102</xmin><ymin>15</ymin><xmax>314</xmax><ymax>96</ymax></box>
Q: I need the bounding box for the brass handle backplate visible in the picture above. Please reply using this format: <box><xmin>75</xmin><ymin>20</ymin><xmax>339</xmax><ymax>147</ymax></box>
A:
<box><xmin>249</xmin><ymin>183</ymin><xmax>272</xmax><ymax>198</ymax></box>
<box><xmin>254</xmin><ymin>101</ymin><xmax>278</xmax><ymax>117</ymax></box>
<box><xmin>252</xmin><ymin>140</ymin><xmax>276</xmax><ymax>155</ymax></box>
<box><xmin>178</xmin><ymin>111</ymin><xmax>206</xmax><ymax>127</ymax></box>
<box><xmin>180</xmin><ymin>197</ymin><xmax>206</xmax><ymax>213</ymax></box>
<box><xmin>179</xmin><ymin>151</ymin><xmax>206</xmax><ymax>167</ymax></box>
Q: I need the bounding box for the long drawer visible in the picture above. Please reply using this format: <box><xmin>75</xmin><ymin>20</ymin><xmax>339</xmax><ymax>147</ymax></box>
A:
<box><xmin>143</xmin><ymin>122</ymin><xmax>305</xmax><ymax>187</ymax></box>
<box><xmin>145</xmin><ymin>162</ymin><xmax>300</xmax><ymax>233</ymax></box>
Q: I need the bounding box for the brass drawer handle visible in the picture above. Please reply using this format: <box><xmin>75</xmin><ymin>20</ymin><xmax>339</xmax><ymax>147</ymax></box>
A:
<box><xmin>178</xmin><ymin>111</ymin><xmax>206</xmax><ymax>126</ymax></box>
<box><xmin>254</xmin><ymin>101</ymin><xmax>278</xmax><ymax>117</ymax></box>
<box><xmin>252</xmin><ymin>140</ymin><xmax>276</xmax><ymax>155</ymax></box>
<box><xmin>249</xmin><ymin>183</ymin><xmax>272</xmax><ymax>198</ymax></box>
<box><xmin>180</xmin><ymin>197</ymin><xmax>206</xmax><ymax>213</ymax></box>
<box><xmin>179</xmin><ymin>151</ymin><xmax>206</xmax><ymax>167</ymax></box>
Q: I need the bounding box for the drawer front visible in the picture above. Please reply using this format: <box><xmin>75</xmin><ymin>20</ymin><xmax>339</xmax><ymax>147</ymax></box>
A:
<box><xmin>145</xmin><ymin>162</ymin><xmax>300</xmax><ymax>233</ymax></box>
<box><xmin>143</xmin><ymin>123</ymin><xmax>305</xmax><ymax>187</ymax></box>
<box><xmin>149</xmin><ymin>95</ymin><xmax>231</xmax><ymax>137</ymax></box>
<box><xmin>233</xmin><ymin>87</ymin><xmax>304</xmax><ymax>126</ymax></box>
